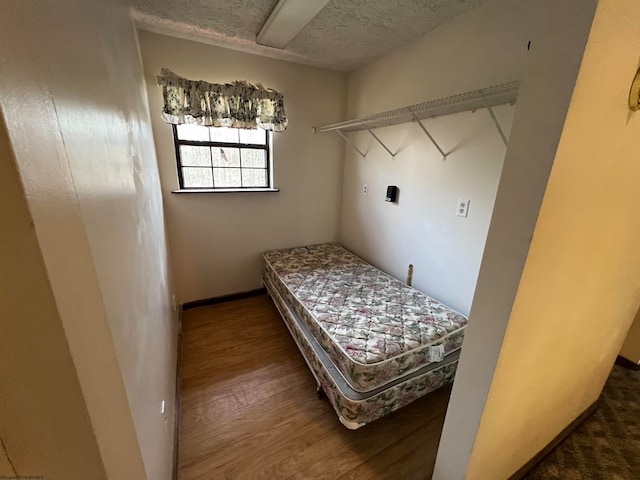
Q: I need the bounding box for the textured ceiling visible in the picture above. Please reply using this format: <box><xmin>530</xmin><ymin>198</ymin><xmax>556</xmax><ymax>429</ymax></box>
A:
<box><xmin>131</xmin><ymin>0</ymin><xmax>490</xmax><ymax>71</ymax></box>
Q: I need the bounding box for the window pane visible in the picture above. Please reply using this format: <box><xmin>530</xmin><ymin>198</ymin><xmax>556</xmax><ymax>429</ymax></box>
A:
<box><xmin>180</xmin><ymin>146</ymin><xmax>211</xmax><ymax>166</ymax></box>
<box><xmin>209</xmin><ymin>127</ymin><xmax>239</xmax><ymax>143</ymax></box>
<box><xmin>240</xmin><ymin>148</ymin><xmax>266</xmax><ymax>168</ymax></box>
<box><xmin>212</xmin><ymin>147</ymin><xmax>240</xmax><ymax>167</ymax></box>
<box><xmin>213</xmin><ymin>168</ymin><xmax>241</xmax><ymax>188</ymax></box>
<box><xmin>176</xmin><ymin>124</ymin><xmax>209</xmax><ymax>141</ymax></box>
<box><xmin>174</xmin><ymin>126</ymin><xmax>272</xmax><ymax>189</ymax></box>
<box><xmin>239</xmin><ymin>128</ymin><xmax>267</xmax><ymax>145</ymax></box>
<box><xmin>241</xmin><ymin>169</ymin><xmax>267</xmax><ymax>187</ymax></box>
<box><xmin>182</xmin><ymin>167</ymin><xmax>213</xmax><ymax>188</ymax></box>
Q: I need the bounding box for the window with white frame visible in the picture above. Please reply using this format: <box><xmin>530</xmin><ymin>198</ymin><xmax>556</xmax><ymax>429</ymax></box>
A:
<box><xmin>173</xmin><ymin>124</ymin><xmax>273</xmax><ymax>190</ymax></box>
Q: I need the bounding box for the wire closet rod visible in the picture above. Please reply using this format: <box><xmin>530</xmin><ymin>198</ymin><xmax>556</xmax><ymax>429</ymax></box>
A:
<box><xmin>312</xmin><ymin>80</ymin><xmax>520</xmax><ymax>158</ymax></box>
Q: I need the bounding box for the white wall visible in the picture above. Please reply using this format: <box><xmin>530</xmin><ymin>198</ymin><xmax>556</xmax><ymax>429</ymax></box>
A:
<box><xmin>139</xmin><ymin>31</ymin><xmax>347</xmax><ymax>303</ymax></box>
<box><xmin>0</xmin><ymin>1</ymin><xmax>177</xmax><ymax>479</ymax></box>
<box><xmin>0</xmin><ymin>111</ymin><xmax>106</xmax><ymax>479</ymax></box>
<box><xmin>340</xmin><ymin>0</ymin><xmax>537</xmax><ymax>315</ymax></box>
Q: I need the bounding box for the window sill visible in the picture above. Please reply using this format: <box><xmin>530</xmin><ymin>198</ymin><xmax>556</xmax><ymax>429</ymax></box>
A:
<box><xmin>171</xmin><ymin>188</ymin><xmax>280</xmax><ymax>194</ymax></box>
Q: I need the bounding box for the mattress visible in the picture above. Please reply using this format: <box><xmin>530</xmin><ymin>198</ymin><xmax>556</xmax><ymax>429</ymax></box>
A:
<box><xmin>263</xmin><ymin>244</ymin><xmax>468</xmax><ymax>392</ymax></box>
<box><xmin>264</xmin><ymin>273</ymin><xmax>460</xmax><ymax>429</ymax></box>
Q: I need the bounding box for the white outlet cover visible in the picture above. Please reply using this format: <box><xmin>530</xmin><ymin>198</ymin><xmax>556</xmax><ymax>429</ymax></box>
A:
<box><xmin>161</xmin><ymin>400</ymin><xmax>165</xmax><ymax>414</ymax></box>
<box><xmin>457</xmin><ymin>199</ymin><xmax>470</xmax><ymax>217</ymax></box>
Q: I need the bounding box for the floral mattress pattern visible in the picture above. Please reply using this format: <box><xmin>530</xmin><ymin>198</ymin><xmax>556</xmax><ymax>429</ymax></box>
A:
<box><xmin>265</xmin><ymin>274</ymin><xmax>459</xmax><ymax>429</ymax></box>
<box><xmin>263</xmin><ymin>243</ymin><xmax>467</xmax><ymax>392</ymax></box>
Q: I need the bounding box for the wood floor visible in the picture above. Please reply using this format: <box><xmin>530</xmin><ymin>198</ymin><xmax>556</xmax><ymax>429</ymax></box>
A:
<box><xmin>178</xmin><ymin>295</ymin><xmax>452</xmax><ymax>480</ymax></box>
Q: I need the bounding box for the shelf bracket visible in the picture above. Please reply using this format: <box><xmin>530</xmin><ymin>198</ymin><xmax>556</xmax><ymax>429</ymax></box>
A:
<box><xmin>367</xmin><ymin>129</ymin><xmax>395</xmax><ymax>157</ymax></box>
<box><xmin>335</xmin><ymin>130</ymin><xmax>366</xmax><ymax>157</ymax></box>
<box><xmin>411</xmin><ymin>113</ymin><xmax>447</xmax><ymax>160</ymax></box>
<box><xmin>483</xmin><ymin>102</ymin><xmax>508</xmax><ymax>146</ymax></box>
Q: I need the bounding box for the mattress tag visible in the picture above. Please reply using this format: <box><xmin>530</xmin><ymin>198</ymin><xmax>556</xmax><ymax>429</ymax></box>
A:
<box><xmin>428</xmin><ymin>344</ymin><xmax>445</xmax><ymax>363</ymax></box>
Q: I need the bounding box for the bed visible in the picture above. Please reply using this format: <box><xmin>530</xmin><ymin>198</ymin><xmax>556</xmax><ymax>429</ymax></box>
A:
<box><xmin>263</xmin><ymin>243</ymin><xmax>467</xmax><ymax>429</ymax></box>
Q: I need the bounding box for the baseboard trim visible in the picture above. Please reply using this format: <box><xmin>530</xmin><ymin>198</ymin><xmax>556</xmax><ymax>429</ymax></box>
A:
<box><xmin>508</xmin><ymin>399</ymin><xmax>600</xmax><ymax>480</ymax></box>
<box><xmin>182</xmin><ymin>288</ymin><xmax>267</xmax><ymax>311</ymax></box>
<box><xmin>615</xmin><ymin>355</ymin><xmax>640</xmax><ymax>371</ymax></box>
<box><xmin>172</xmin><ymin>307</ymin><xmax>183</xmax><ymax>480</ymax></box>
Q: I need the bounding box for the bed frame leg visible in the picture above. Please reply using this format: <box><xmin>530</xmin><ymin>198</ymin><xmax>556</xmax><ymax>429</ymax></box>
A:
<box><xmin>316</xmin><ymin>383</ymin><xmax>326</xmax><ymax>399</ymax></box>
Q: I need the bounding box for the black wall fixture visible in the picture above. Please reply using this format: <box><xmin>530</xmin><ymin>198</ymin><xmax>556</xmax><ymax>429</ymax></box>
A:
<box><xmin>385</xmin><ymin>185</ymin><xmax>398</xmax><ymax>203</ymax></box>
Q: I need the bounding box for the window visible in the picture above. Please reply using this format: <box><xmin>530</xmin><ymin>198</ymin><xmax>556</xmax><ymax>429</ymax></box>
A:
<box><xmin>173</xmin><ymin>124</ymin><xmax>273</xmax><ymax>190</ymax></box>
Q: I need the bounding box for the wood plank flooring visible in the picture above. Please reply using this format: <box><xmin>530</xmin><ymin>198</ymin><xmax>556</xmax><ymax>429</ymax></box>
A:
<box><xmin>178</xmin><ymin>295</ymin><xmax>451</xmax><ymax>480</ymax></box>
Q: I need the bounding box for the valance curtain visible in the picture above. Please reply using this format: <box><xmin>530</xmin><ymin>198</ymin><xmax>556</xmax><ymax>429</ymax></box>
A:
<box><xmin>156</xmin><ymin>68</ymin><xmax>288</xmax><ymax>132</ymax></box>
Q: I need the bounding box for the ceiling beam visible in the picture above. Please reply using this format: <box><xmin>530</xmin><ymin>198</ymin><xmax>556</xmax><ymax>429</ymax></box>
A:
<box><xmin>257</xmin><ymin>0</ymin><xmax>330</xmax><ymax>49</ymax></box>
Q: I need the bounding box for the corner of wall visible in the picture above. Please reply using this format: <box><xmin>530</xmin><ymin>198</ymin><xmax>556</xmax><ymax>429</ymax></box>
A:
<box><xmin>620</xmin><ymin>307</ymin><xmax>640</xmax><ymax>364</ymax></box>
<box><xmin>434</xmin><ymin>1</ymin><xmax>598</xmax><ymax>478</ymax></box>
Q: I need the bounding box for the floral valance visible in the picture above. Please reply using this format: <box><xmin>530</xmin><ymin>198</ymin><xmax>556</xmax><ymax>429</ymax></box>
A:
<box><xmin>156</xmin><ymin>68</ymin><xmax>287</xmax><ymax>132</ymax></box>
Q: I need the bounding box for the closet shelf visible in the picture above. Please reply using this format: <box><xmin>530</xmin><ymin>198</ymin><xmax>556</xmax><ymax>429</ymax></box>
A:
<box><xmin>313</xmin><ymin>80</ymin><xmax>520</xmax><ymax>159</ymax></box>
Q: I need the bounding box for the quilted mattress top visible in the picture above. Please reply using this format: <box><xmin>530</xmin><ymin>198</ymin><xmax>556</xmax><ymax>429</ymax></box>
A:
<box><xmin>263</xmin><ymin>244</ymin><xmax>467</xmax><ymax>390</ymax></box>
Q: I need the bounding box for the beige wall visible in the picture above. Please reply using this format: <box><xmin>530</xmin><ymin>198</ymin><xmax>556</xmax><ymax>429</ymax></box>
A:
<box><xmin>620</xmin><ymin>308</ymin><xmax>640</xmax><ymax>364</ymax></box>
<box><xmin>465</xmin><ymin>0</ymin><xmax>640</xmax><ymax>478</ymax></box>
<box><xmin>0</xmin><ymin>1</ymin><xmax>177</xmax><ymax>479</ymax></box>
<box><xmin>138</xmin><ymin>31</ymin><xmax>347</xmax><ymax>303</ymax></box>
<box><xmin>433</xmin><ymin>1</ymin><xmax>599</xmax><ymax>478</ymax></box>
<box><xmin>340</xmin><ymin>0</ymin><xmax>536</xmax><ymax>315</ymax></box>
<box><xmin>0</xmin><ymin>113</ymin><xmax>106</xmax><ymax>479</ymax></box>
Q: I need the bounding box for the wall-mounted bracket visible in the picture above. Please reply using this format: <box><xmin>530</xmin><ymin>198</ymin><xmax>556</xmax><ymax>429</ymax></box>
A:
<box><xmin>483</xmin><ymin>101</ymin><xmax>508</xmax><ymax>146</ymax></box>
<box><xmin>335</xmin><ymin>130</ymin><xmax>366</xmax><ymax>157</ymax></box>
<box><xmin>367</xmin><ymin>129</ymin><xmax>395</xmax><ymax>157</ymax></box>
<box><xmin>411</xmin><ymin>112</ymin><xmax>447</xmax><ymax>160</ymax></box>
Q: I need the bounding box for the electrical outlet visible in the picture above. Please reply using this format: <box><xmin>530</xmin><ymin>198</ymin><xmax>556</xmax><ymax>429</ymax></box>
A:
<box><xmin>363</xmin><ymin>184</ymin><xmax>368</xmax><ymax>195</ymax></box>
<box><xmin>456</xmin><ymin>199</ymin><xmax>470</xmax><ymax>217</ymax></box>
<box><xmin>172</xmin><ymin>294</ymin><xmax>177</xmax><ymax>311</ymax></box>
